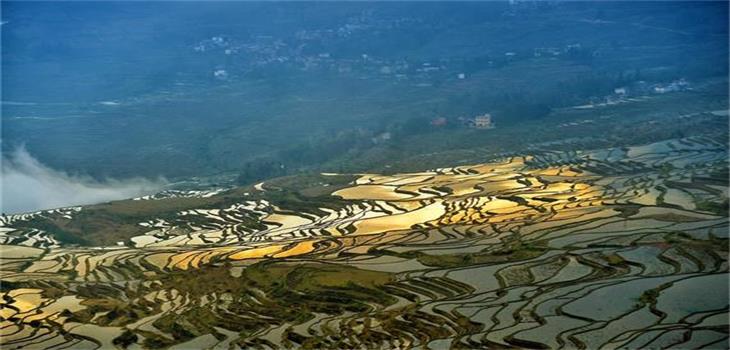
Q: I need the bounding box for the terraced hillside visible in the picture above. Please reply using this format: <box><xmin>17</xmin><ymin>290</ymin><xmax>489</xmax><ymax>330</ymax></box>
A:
<box><xmin>1</xmin><ymin>136</ymin><xmax>728</xmax><ymax>349</ymax></box>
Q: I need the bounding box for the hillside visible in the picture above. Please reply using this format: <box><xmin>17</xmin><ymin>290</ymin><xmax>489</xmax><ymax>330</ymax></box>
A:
<box><xmin>1</xmin><ymin>135</ymin><xmax>727</xmax><ymax>349</ymax></box>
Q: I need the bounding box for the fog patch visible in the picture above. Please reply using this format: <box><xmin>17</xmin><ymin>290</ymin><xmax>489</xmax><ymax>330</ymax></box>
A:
<box><xmin>1</xmin><ymin>147</ymin><xmax>166</xmax><ymax>214</ymax></box>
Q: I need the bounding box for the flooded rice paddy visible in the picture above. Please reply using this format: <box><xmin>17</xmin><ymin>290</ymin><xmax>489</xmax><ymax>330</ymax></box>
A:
<box><xmin>0</xmin><ymin>136</ymin><xmax>728</xmax><ymax>349</ymax></box>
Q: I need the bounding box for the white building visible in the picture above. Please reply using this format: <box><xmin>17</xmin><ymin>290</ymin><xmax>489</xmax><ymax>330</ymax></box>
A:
<box><xmin>474</xmin><ymin>114</ymin><xmax>494</xmax><ymax>129</ymax></box>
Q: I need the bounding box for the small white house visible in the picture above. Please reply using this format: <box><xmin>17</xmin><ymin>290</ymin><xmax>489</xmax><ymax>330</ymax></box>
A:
<box><xmin>474</xmin><ymin>114</ymin><xmax>494</xmax><ymax>129</ymax></box>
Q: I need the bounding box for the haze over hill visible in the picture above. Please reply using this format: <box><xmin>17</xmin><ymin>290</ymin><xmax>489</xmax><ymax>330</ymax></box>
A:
<box><xmin>1</xmin><ymin>147</ymin><xmax>165</xmax><ymax>214</ymax></box>
<box><xmin>2</xmin><ymin>1</ymin><xmax>727</xmax><ymax>185</ymax></box>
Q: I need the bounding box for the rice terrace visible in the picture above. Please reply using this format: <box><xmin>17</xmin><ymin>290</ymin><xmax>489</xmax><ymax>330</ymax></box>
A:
<box><xmin>1</xmin><ymin>135</ymin><xmax>728</xmax><ymax>349</ymax></box>
<box><xmin>1</xmin><ymin>1</ymin><xmax>729</xmax><ymax>350</ymax></box>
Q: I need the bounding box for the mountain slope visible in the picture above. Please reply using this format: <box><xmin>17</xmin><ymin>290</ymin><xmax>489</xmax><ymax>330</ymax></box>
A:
<box><xmin>1</xmin><ymin>136</ymin><xmax>727</xmax><ymax>349</ymax></box>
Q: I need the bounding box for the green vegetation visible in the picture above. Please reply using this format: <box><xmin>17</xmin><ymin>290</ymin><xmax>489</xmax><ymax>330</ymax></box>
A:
<box><xmin>20</xmin><ymin>217</ymin><xmax>90</xmax><ymax>246</ymax></box>
<box><xmin>374</xmin><ymin>239</ymin><xmax>548</xmax><ymax>268</ymax></box>
<box><xmin>135</xmin><ymin>262</ymin><xmax>396</xmax><ymax>348</ymax></box>
<box><xmin>604</xmin><ymin>253</ymin><xmax>627</xmax><ymax>267</ymax></box>
<box><xmin>695</xmin><ymin>198</ymin><xmax>729</xmax><ymax>216</ymax></box>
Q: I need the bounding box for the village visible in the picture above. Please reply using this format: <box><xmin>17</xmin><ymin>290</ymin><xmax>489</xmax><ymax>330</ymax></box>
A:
<box><xmin>189</xmin><ymin>7</ymin><xmax>606</xmax><ymax>91</ymax></box>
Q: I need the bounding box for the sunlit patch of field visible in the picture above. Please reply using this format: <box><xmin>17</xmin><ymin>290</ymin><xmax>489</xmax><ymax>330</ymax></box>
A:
<box><xmin>0</xmin><ymin>137</ymin><xmax>727</xmax><ymax>349</ymax></box>
<box><xmin>333</xmin><ymin>184</ymin><xmax>416</xmax><ymax>200</ymax></box>
<box><xmin>229</xmin><ymin>244</ymin><xmax>287</xmax><ymax>260</ymax></box>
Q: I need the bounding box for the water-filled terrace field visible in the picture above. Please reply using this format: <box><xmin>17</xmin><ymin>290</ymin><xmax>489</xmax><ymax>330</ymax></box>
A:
<box><xmin>1</xmin><ymin>136</ymin><xmax>727</xmax><ymax>349</ymax></box>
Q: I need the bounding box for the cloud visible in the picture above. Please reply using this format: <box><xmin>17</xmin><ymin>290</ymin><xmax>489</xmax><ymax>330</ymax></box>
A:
<box><xmin>1</xmin><ymin>147</ymin><xmax>166</xmax><ymax>214</ymax></box>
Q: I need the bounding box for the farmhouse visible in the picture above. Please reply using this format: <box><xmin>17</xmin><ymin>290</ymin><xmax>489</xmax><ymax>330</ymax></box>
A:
<box><xmin>473</xmin><ymin>113</ymin><xmax>494</xmax><ymax>129</ymax></box>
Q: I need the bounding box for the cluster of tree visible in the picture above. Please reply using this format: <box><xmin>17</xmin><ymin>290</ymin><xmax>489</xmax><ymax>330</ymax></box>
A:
<box><xmin>236</xmin><ymin>129</ymin><xmax>376</xmax><ymax>185</ymax></box>
<box><xmin>235</xmin><ymin>158</ymin><xmax>288</xmax><ymax>185</ymax></box>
